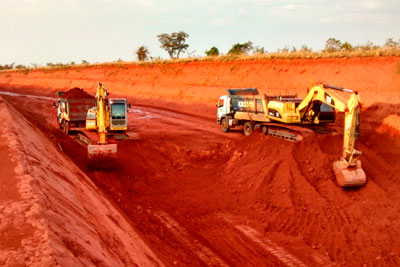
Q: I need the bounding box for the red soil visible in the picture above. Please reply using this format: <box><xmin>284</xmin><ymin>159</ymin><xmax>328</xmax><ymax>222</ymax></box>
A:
<box><xmin>0</xmin><ymin>56</ymin><xmax>399</xmax><ymax>117</ymax></box>
<box><xmin>0</xmin><ymin>96</ymin><xmax>161</xmax><ymax>266</ymax></box>
<box><xmin>60</xmin><ymin>87</ymin><xmax>94</xmax><ymax>99</ymax></box>
<box><xmin>0</xmin><ymin>57</ymin><xmax>400</xmax><ymax>266</ymax></box>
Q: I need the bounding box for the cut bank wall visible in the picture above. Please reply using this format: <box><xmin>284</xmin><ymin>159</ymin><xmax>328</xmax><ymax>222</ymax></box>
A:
<box><xmin>1</xmin><ymin>57</ymin><xmax>399</xmax><ymax>118</ymax></box>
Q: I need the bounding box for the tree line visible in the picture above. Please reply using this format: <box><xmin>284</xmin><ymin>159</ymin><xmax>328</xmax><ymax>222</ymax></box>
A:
<box><xmin>1</xmin><ymin>32</ymin><xmax>399</xmax><ymax>69</ymax></box>
<box><xmin>135</xmin><ymin>31</ymin><xmax>400</xmax><ymax>61</ymax></box>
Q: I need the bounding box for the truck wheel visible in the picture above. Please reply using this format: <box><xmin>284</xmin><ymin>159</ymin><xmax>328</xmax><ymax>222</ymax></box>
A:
<box><xmin>64</xmin><ymin>121</ymin><xmax>70</xmax><ymax>135</ymax></box>
<box><xmin>243</xmin><ymin>122</ymin><xmax>253</xmax><ymax>136</ymax></box>
<box><xmin>261</xmin><ymin>125</ymin><xmax>268</xmax><ymax>135</ymax></box>
<box><xmin>221</xmin><ymin>118</ymin><xmax>229</xmax><ymax>133</ymax></box>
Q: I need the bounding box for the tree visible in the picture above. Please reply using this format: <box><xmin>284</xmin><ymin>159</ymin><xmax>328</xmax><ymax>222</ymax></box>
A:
<box><xmin>341</xmin><ymin>41</ymin><xmax>353</xmax><ymax>51</ymax></box>
<box><xmin>157</xmin><ymin>31</ymin><xmax>189</xmax><ymax>59</ymax></box>
<box><xmin>278</xmin><ymin>46</ymin><xmax>289</xmax><ymax>53</ymax></box>
<box><xmin>228</xmin><ymin>41</ymin><xmax>253</xmax><ymax>55</ymax></box>
<box><xmin>325</xmin><ymin>38</ymin><xmax>342</xmax><ymax>52</ymax></box>
<box><xmin>253</xmin><ymin>46</ymin><xmax>265</xmax><ymax>54</ymax></box>
<box><xmin>384</xmin><ymin>38</ymin><xmax>399</xmax><ymax>48</ymax></box>
<box><xmin>205</xmin><ymin>46</ymin><xmax>219</xmax><ymax>56</ymax></box>
<box><xmin>300</xmin><ymin>45</ymin><xmax>312</xmax><ymax>52</ymax></box>
<box><xmin>0</xmin><ymin>63</ymin><xmax>15</xmax><ymax>70</ymax></box>
<box><xmin>136</xmin><ymin>46</ymin><xmax>149</xmax><ymax>61</ymax></box>
<box><xmin>357</xmin><ymin>40</ymin><xmax>378</xmax><ymax>51</ymax></box>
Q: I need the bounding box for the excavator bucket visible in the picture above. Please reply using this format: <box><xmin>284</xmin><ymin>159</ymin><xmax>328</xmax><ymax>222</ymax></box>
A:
<box><xmin>87</xmin><ymin>144</ymin><xmax>117</xmax><ymax>159</ymax></box>
<box><xmin>333</xmin><ymin>159</ymin><xmax>366</xmax><ymax>187</ymax></box>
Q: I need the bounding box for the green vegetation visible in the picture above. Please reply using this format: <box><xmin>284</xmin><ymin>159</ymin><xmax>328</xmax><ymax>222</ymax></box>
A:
<box><xmin>253</xmin><ymin>46</ymin><xmax>266</xmax><ymax>54</ymax></box>
<box><xmin>205</xmin><ymin>46</ymin><xmax>219</xmax><ymax>56</ymax></box>
<box><xmin>0</xmin><ymin>63</ymin><xmax>16</xmax><ymax>70</ymax></box>
<box><xmin>136</xmin><ymin>46</ymin><xmax>149</xmax><ymax>61</ymax></box>
<box><xmin>230</xmin><ymin>64</ymin><xmax>238</xmax><ymax>71</ymax></box>
<box><xmin>228</xmin><ymin>41</ymin><xmax>253</xmax><ymax>55</ymax></box>
<box><xmin>157</xmin><ymin>31</ymin><xmax>189</xmax><ymax>59</ymax></box>
<box><xmin>385</xmin><ymin>38</ymin><xmax>400</xmax><ymax>49</ymax></box>
<box><xmin>1</xmin><ymin>37</ymin><xmax>399</xmax><ymax>73</ymax></box>
<box><xmin>397</xmin><ymin>61</ymin><xmax>400</xmax><ymax>75</ymax></box>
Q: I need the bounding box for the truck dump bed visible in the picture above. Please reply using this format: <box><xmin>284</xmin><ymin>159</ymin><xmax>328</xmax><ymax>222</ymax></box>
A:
<box><xmin>66</xmin><ymin>99</ymin><xmax>96</xmax><ymax>122</ymax></box>
<box><xmin>58</xmin><ymin>88</ymin><xmax>95</xmax><ymax>122</ymax></box>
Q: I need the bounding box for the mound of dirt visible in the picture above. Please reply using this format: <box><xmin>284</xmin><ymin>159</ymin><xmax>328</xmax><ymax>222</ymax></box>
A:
<box><xmin>220</xmin><ymin>130</ymin><xmax>400</xmax><ymax>265</ymax></box>
<box><xmin>60</xmin><ymin>87</ymin><xmax>94</xmax><ymax>99</ymax></box>
<box><xmin>3</xmin><ymin>88</ymin><xmax>400</xmax><ymax>266</ymax></box>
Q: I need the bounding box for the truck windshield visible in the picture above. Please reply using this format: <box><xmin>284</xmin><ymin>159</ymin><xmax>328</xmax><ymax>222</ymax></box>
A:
<box><xmin>111</xmin><ymin>103</ymin><xmax>126</xmax><ymax>119</ymax></box>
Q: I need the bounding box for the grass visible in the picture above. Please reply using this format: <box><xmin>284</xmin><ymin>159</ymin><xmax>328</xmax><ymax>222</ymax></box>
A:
<box><xmin>87</xmin><ymin>47</ymin><xmax>400</xmax><ymax>67</ymax></box>
<box><xmin>1</xmin><ymin>47</ymin><xmax>399</xmax><ymax>75</ymax></box>
<box><xmin>397</xmin><ymin>61</ymin><xmax>400</xmax><ymax>74</ymax></box>
<box><xmin>230</xmin><ymin>64</ymin><xmax>238</xmax><ymax>71</ymax></box>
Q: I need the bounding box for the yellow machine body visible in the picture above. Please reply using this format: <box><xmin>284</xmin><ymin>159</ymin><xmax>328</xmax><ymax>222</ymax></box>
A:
<box><xmin>217</xmin><ymin>83</ymin><xmax>366</xmax><ymax>187</ymax></box>
<box><xmin>268</xmin><ymin>83</ymin><xmax>366</xmax><ymax>187</ymax></box>
<box><xmin>86</xmin><ymin>83</ymin><xmax>117</xmax><ymax>159</ymax></box>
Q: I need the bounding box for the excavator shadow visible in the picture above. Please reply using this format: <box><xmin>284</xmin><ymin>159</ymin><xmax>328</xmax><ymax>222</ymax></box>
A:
<box><xmin>86</xmin><ymin>155</ymin><xmax>118</xmax><ymax>171</ymax></box>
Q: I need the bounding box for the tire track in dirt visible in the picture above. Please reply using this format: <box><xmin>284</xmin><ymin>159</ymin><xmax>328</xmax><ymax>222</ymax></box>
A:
<box><xmin>153</xmin><ymin>211</ymin><xmax>229</xmax><ymax>266</ymax></box>
<box><xmin>220</xmin><ymin>215</ymin><xmax>334</xmax><ymax>267</ymax></box>
<box><xmin>5</xmin><ymin>88</ymin><xmax>400</xmax><ymax>266</ymax></box>
<box><xmin>235</xmin><ymin>224</ymin><xmax>308</xmax><ymax>267</ymax></box>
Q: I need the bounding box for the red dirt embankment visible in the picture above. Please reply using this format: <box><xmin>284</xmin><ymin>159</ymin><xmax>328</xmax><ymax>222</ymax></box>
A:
<box><xmin>1</xmin><ymin>57</ymin><xmax>399</xmax><ymax>118</ymax></box>
<box><xmin>0</xmin><ymin>96</ymin><xmax>162</xmax><ymax>266</ymax></box>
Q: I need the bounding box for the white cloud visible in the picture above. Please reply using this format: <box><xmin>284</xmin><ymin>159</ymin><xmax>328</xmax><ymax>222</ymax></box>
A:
<box><xmin>362</xmin><ymin>1</ymin><xmax>381</xmax><ymax>10</ymax></box>
<box><xmin>281</xmin><ymin>4</ymin><xmax>295</xmax><ymax>10</ymax></box>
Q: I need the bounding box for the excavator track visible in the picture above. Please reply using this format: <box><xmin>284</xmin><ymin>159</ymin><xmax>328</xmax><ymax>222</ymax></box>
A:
<box><xmin>257</xmin><ymin>122</ymin><xmax>337</xmax><ymax>142</ymax></box>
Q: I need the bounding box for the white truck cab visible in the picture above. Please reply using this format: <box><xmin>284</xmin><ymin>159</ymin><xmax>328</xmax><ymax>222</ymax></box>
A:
<box><xmin>216</xmin><ymin>95</ymin><xmax>231</xmax><ymax>125</ymax></box>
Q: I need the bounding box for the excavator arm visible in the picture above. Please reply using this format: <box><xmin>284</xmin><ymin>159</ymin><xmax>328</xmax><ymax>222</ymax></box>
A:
<box><xmin>298</xmin><ymin>83</ymin><xmax>366</xmax><ymax>187</ymax></box>
<box><xmin>87</xmin><ymin>83</ymin><xmax>117</xmax><ymax>159</ymax></box>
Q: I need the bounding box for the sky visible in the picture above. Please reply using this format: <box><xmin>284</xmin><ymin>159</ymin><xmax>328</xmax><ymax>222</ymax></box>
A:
<box><xmin>0</xmin><ymin>0</ymin><xmax>399</xmax><ymax>66</ymax></box>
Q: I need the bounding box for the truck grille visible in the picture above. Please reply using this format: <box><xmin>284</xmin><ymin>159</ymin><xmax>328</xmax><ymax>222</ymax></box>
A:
<box><xmin>111</xmin><ymin>119</ymin><xmax>126</xmax><ymax>126</ymax></box>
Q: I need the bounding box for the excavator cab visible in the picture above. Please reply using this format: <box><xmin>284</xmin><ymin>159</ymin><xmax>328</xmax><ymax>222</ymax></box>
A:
<box><xmin>109</xmin><ymin>99</ymin><xmax>128</xmax><ymax>131</ymax></box>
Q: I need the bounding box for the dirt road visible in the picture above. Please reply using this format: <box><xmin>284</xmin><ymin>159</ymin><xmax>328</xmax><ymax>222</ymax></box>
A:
<box><xmin>2</xmin><ymin>90</ymin><xmax>400</xmax><ymax>266</ymax></box>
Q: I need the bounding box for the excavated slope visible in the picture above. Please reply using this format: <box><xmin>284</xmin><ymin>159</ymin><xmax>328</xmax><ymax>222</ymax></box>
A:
<box><xmin>0</xmin><ymin>57</ymin><xmax>399</xmax><ymax>266</ymax></box>
<box><xmin>0</xmin><ymin>57</ymin><xmax>399</xmax><ymax>118</ymax></box>
<box><xmin>0</xmin><ymin>96</ymin><xmax>162</xmax><ymax>266</ymax></box>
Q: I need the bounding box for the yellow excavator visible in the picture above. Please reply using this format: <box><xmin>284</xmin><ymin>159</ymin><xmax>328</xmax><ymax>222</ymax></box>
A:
<box><xmin>294</xmin><ymin>83</ymin><xmax>366</xmax><ymax>187</ymax></box>
<box><xmin>86</xmin><ymin>83</ymin><xmax>118</xmax><ymax>159</ymax></box>
<box><xmin>217</xmin><ymin>83</ymin><xmax>366</xmax><ymax>187</ymax></box>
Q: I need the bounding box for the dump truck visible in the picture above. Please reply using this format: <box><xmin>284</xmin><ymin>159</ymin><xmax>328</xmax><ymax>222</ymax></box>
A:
<box><xmin>56</xmin><ymin>88</ymin><xmax>96</xmax><ymax>135</ymax></box>
<box><xmin>216</xmin><ymin>83</ymin><xmax>366</xmax><ymax>187</ymax></box>
<box><xmin>56</xmin><ymin>85</ymin><xmax>130</xmax><ymax>159</ymax></box>
<box><xmin>217</xmin><ymin>88</ymin><xmax>335</xmax><ymax>138</ymax></box>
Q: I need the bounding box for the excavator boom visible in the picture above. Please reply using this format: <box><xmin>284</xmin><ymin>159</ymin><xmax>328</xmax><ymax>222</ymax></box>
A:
<box><xmin>87</xmin><ymin>83</ymin><xmax>117</xmax><ymax>159</ymax></box>
<box><xmin>276</xmin><ymin>83</ymin><xmax>366</xmax><ymax>187</ymax></box>
<box><xmin>313</xmin><ymin>83</ymin><xmax>366</xmax><ymax>187</ymax></box>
